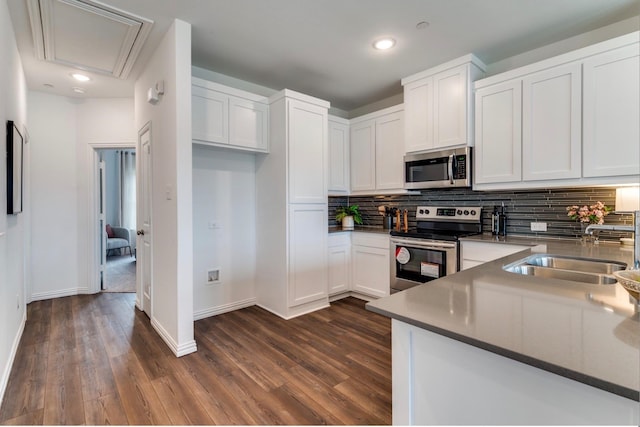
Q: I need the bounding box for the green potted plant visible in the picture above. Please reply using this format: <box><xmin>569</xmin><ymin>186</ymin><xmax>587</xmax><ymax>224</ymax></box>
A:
<box><xmin>335</xmin><ymin>205</ymin><xmax>363</xmax><ymax>230</ymax></box>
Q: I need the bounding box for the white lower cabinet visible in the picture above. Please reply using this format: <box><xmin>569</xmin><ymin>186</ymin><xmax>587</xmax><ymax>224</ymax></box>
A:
<box><xmin>328</xmin><ymin>233</ymin><xmax>351</xmax><ymax>295</ymax></box>
<box><xmin>351</xmin><ymin>232</ymin><xmax>390</xmax><ymax>298</ymax></box>
<box><xmin>460</xmin><ymin>241</ymin><xmax>530</xmax><ymax>271</ymax></box>
<box><xmin>288</xmin><ymin>205</ymin><xmax>328</xmax><ymax>307</ymax></box>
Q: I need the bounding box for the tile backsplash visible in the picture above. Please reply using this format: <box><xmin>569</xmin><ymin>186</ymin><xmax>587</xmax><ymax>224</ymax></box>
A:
<box><xmin>329</xmin><ymin>187</ymin><xmax>635</xmax><ymax>241</ymax></box>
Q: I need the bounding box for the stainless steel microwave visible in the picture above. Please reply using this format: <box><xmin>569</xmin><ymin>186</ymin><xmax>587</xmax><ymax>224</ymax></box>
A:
<box><xmin>404</xmin><ymin>147</ymin><xmax>472</xmax><ymax>190</ymax></box>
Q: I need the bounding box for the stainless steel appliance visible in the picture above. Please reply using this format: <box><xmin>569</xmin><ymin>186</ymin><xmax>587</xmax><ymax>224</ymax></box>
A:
<box><xmin>390</xmin><ymin>206</ymin><xmax>482</xmax><ymax>293</ymax></box>
<box><xmin>404</xmin><ymin>147</ymin><xmax>472</xmax><ymax>189</ymax></box>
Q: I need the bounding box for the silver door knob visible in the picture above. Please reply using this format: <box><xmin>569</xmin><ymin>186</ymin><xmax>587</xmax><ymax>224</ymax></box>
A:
<box><xmin>137</xmin><ymin>229</ymin><xmax>144</xmax><ymax>236</ymax></box>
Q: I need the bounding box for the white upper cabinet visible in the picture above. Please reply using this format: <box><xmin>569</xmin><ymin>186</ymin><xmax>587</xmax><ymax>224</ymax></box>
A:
<box><xmin>350</xmin><ymin>118</ymin><xmax>377</xmax><ymax>192</ymax></box>
<box><xmin>229</xmin><ymin>97</ymin><xmax>269</xmax><ymax>151</ymax></box>
<box><xmin>350</xmin><ymin>105</ymin><xmax>405</xmax><ymax>194</ymax></box>
<box><xmin>192</xmin><ymin>84</ymin><xmax>228</xmax><ymax>143</ymax></box>
<box><xmin>192</xmin><ymin>77</ymin><xmax>269</xmax><ymax>153</ymax></box>
<box><xmin>288</xmin><ymin>98</ymin><xmax>328</xmax><ymax>204</ymax></box>
<box><xmin>582</xmin><ymin>43</ymin><xmax>640</xmax><ymax>178</ymax></box>
<box><xmin>522</xmin><ymin>62</ymin><xmax>582</xmax><ymax>181</ymax></box>
<box><xmin>375</xmin><ymin>111</ymin><xmax>404</xmax><ymax>190</ymax></box>
<box><xmin>403</xmin><ymin>77</ymin><xmax>433</xmax><ymax>153</ymax></box>
<box><xmin>433</xmin><ymin>65</ymin><xmax>469</xmax><ymax>149</ymax></box>
<box><xmin>474</xmin><ymin>32</ymin><xmax>639</xmax><ymax>190</ymax></box>
<box><xmin>474</xmin><ymin>80</ymin><xmax>522</xmax><ymax>184</ymax></box>
<box><xmin>402</xmin><ymin>54</ymin><xmax>486</xmax><ymax>153</ymax></box>
<box><xmin>328</xmin><ymin>116</ymin><xmax>350</xmax><ymax>194</ymax></box>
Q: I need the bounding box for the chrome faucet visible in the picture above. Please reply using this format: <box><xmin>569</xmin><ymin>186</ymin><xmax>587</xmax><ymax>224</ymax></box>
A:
<box><xmin>584</xmin><ymin>210</ymin><xmax>640</xmax><ymax>270</ymax></box>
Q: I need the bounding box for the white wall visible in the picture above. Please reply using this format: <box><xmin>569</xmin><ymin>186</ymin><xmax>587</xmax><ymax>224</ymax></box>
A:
<box><xmin>134</xmin><ymin>19</ymin><xmax>196</xmax><ymax>356</ymax></box>
<box><xmin>28</xmin><ymin>94</ymin><xmax>134</xmax><ymax>300</ymax></box>
<box><xmin>192</xmin><ymin>145</ymin><xmax>256</xmax><ymax>319</ymax></box>
<box><xmin>0</xmin><ymin>0</ymin><xmax>28</xmax><ymax>409</ymax></box>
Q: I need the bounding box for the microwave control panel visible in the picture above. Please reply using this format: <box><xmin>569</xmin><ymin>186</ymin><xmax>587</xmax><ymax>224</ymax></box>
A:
<box><xmin>453</xmin><ymin>155</ymin><xmax>467</xmax><ymax>179</ymax></box>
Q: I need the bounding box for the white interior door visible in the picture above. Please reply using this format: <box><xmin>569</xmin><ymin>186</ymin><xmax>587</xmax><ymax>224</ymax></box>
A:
<box><xmin>99</xmin><ymin>159</ymin><xmax>107</xmax><ymax>290</ymax></box>
<box><xmin>137</xmin><ymin>123</ymin><xmax>152</xmax><ymax>316</ymax></box>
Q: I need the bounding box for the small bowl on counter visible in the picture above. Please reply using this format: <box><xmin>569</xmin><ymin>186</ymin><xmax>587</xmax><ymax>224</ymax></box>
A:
<box><xmin>613</xmin><ymin>270</ymin><xmax>640</xmax><ymax>301</ymax></box>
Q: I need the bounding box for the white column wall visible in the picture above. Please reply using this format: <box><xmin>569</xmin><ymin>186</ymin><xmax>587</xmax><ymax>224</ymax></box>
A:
<box><xmin>134</xmin><ymin>19</ymin><xmax>195</xmax><ymax>356</ymax></box>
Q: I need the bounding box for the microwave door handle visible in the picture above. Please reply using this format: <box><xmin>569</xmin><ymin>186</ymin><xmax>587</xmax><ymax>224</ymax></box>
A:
<box><xmin>448</xmin><ymin>154</ymin><xmax>454</xmax><ymax>184</ymax></box>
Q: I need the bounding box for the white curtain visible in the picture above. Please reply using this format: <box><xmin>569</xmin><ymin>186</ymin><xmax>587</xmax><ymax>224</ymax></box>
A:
<box><xmin>116</xmin><ymin>150</ymin><xmax>136</xmax><ymax>230</ymax></box>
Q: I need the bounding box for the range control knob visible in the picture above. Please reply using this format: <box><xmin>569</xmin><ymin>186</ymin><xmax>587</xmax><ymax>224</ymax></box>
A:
<box><xmin>470</xmin><ymin>210</ymin><xmax>476</xmax><ymax>216</ymax></box>
<box><xmin>457</xmin><ymin>209</ymin><xmax>462</xmax><ymax>215</ymax></box>
<box><xmin>418</xmin><ymin>209</ymin><xmax>424</xmax><ymax>214</ymax></box>
<box><xmin>463</xmin><ymin>210</ymin><xmax>470</xmax><ymax>215</ymax></box>
<box><xmin>425</xmin><ymin>209</ymin><xmax>430</xmax><ymax>215</ymax></box>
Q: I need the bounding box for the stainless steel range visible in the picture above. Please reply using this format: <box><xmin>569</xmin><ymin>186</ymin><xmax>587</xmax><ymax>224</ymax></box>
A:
<box><xmin>390</xmin><ymin>206</ymin><xmax>482</xmax><ymax>293</ymax></box>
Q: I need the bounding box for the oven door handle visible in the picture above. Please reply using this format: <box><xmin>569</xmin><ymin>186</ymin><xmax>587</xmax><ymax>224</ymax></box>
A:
<box><xmin>391</xmin><ymin>238</ymin><xmax>457</xmax><ymax>250</ymax></box>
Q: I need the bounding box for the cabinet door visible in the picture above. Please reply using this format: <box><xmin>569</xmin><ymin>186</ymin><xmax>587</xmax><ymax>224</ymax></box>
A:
<box><xmin>522</xmin><ymin>63</ymin><xmax>581</xmax><ymax>181</ymax></box>
<box><xmin>404</xmin><ymin>77</ymin><xmax>434</xmax><ymax>153</ymax></box>
<box><xmin>328</xmin><ymin>119</ymin><xmax>350</xmax><ymax>193</ymax></box>
<box><xmin>350</xmin><ymin>119</ymin><xmax>376</xmax><ymax>191</ymax></box>
<box><xmin>289</xmin><ymin>205</ymin><xmax>328</xmax><ymax>307</ymax></box>
<box><xmin>583</xmin><ymin>44</ymin><xmax>640</xmax><ymax>178</ymax></box>
<box><xmin>474</xmin><ymin>80</ymin><xmax>522</xmax><ymax>184</ymax></box>
<box><xmin>375</xmin><ymin>111</ymin><xmax>404</xmax><ymax>190</ymax></box>
<box><xmin>433</xmin><ymin>65</ymin><xmax>468</xmax><ymax>149</ymax></box>
<box><xmin>192</xmin><ymin>86</ymin><xmax>229</xmax><ymax>144</ymax></box>
<box><xmin>288</xmin><ymin>99</ymin><xmax>327</xmax><ymax>203</ymax></box>
<box><xmin>328</xmin><ymin>244</ymin><xmax>350</xmax><ymax>295</ymax></box>
<box><xmin>229</xmin><ymin>97</ymin><xmax>268</xmax><ymax>152</ymax></box>
<box><xmin>352</xmin><ymin>245</ymin><xmax>389</xmax><ymax>298</ymax></box>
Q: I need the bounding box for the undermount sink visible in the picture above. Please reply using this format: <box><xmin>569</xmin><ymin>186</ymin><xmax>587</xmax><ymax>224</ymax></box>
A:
<box><xmin>503</xmin><ymin>254</ymin><xmax>627</xmax><ymax>285</ymax></box>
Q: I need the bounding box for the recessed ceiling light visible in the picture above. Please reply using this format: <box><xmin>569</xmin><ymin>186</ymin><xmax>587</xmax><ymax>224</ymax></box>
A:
<box><xmin>72</xmin><ymin>87</ymin><xmax>86</xmax><ymax>94</ymax></box>
<box><xmin>43</xmin><ymin>83</ymin><xmax>54</xmax><ymax>88</ymax></box>
<box><xmin>373</xmin><ymin>38</ymin><xmax>396</xmax><ymax>50</ymax></box>
<box><xmin>71</xmin><ymin>73</ymin><xmax>91</xmax><ymax>82</ymax></box>
<box><xmin>416</xmin><ymin>21</ymin><xmax>430</xmax><ymax>30</ymax></box>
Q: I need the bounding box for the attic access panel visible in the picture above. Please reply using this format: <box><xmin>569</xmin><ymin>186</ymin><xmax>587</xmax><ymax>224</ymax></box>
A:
<box><xmin>27</xmin><ymin>0</ymin><xmax>153</xmax><ymax>79</ymax></box>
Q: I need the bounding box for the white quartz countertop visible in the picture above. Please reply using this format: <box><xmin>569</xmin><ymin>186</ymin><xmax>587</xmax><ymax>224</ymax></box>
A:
<box><xmin>367</xmin><ymin>237</ymin><xmax>639</xmax><ymax>401</ymax></box>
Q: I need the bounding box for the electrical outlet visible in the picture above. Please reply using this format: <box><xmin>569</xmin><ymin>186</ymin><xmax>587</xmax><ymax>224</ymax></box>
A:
<box><xmin>207</xmin><ymin>269</ymin><xmax>220</xmax><ymax>284</ymax></box>
<box><xmin>530</xmin><ymin>222</ymin><xmax>547</xmax><ymax>232</ymax></box>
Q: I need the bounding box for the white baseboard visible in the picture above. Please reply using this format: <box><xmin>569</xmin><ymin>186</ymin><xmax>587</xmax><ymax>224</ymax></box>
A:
<box><xmin>193</xmin><ymin>298</ymin><xmax>256</xmax><ymax>321</ymax></box>
<box><xmin>329</xmin><ymin>291</ymin><xmax>377</xmax><ymax>302</ymax></box>
<box><xmin>150</xmin><ymin>317</ymin><xmax>197</xmax><ymax>357</ymax></box>
<box><xmin>30</xmin><ymin>286</ymin><xmax>91</xmax><ymax>301</ymax></box>
<box><xmin>0</xmin><ymin>308</ymin><xmax>27</xmax><ymax>409</ymax></box>
<box><xmin>256</xmin><ymin>300</ymin><xmax>330</xmax><ymax>320</ymax></box>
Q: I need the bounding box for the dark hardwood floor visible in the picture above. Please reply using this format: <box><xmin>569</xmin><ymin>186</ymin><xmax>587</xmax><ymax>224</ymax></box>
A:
<box><xmin>0</xmin><ymin>293</ymin><xmax>391</xmax><ymax>425</ymax></box>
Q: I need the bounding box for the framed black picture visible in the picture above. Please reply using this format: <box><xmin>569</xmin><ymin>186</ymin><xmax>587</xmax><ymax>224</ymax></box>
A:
<box><xmin>6</xmin><ymin>120</ymin><xmax>23</xmax><ymax>214</ymax></box>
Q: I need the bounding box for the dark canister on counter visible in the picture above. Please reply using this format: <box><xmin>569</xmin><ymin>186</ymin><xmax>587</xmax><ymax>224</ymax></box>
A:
<box><xmin>491</xmin><ymin>204</ymin><xmax>507</xmax><ymax>236</ymax></box>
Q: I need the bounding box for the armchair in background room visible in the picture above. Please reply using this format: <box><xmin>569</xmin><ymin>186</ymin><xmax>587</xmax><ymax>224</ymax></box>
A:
<box><xmin>105</xmin><ymin>224</ymin><xmax>134</xmax><ymax>257</ymax></box>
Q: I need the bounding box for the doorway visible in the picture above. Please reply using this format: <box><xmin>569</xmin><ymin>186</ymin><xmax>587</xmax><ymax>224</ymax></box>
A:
<box><xmin>98</xmin><ymin>148</ymin><xmax>137</xmax><ymax>292</ymax></box>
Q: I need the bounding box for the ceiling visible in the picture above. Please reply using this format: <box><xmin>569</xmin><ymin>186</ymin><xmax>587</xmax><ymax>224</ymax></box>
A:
<box><xmin>8</xmin><ymin>0</ymin><xmax>640</xmax><ymax>111</ymax></box>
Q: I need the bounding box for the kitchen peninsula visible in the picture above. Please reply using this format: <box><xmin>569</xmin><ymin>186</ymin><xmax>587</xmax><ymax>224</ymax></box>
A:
<box><xmin>367</xmin><ymin>237</ymin><xmax>639</xmax><ymax>425</ymax></box>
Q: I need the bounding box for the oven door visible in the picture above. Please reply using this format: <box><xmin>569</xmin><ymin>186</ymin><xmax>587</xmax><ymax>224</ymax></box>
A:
<box><xmin>390</xmin><ymin>237</ymin><xmax>458</xmax><ymax>293</ymax></box>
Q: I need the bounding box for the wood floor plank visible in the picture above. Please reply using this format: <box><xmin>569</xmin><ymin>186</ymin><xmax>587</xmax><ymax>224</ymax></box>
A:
<box><xmin>83</xmin><ymin>393</ymin><xmax>129</xmax><ymax>426</ymax></box>
<box><xmin>42</xmin><ymin>360</ymin><xmax>85</xmax><ymax>425</ymax></box>
<box><xmin>109</xmin><ymin>352</ymin><xmax>171</xmax><ymax>425</ymax></box>
<box><xmin>0</xmin><ymin>409</ymin><xmax>44</xmax><ymax>425</ymax></box>
<box><xmin>150</xmin><ymin>374</ymin><xmax>214</xmax><ymax>425</ymax></box>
